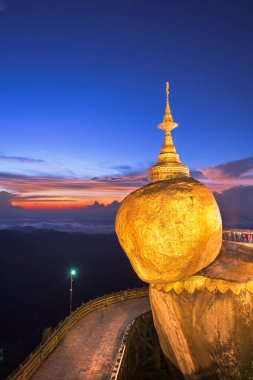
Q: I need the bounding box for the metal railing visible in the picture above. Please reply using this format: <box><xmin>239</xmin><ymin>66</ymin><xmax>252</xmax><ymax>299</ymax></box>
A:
<box><xmin>110</xmin><ymin>312</ymin><xmax>151</xmax><ymax>380</ymax></box>
<box><xmin>110</xmin><ymin>321</ymin><xmax>134</xmax><ymax>380</ymax></box>
<box><xmin>8</xmin><ymin>287</ymin><xmax>148</xmax><ymax>380</ymax></box>
<box><xmin>110</xmin><ymin>311</ymin><xmax>169</xmax><ymax>380</ymax></box>
<box><xmin>223</xmin><ymin>229</ymin><xmax>253</xmax><ymax>244</ymax></box>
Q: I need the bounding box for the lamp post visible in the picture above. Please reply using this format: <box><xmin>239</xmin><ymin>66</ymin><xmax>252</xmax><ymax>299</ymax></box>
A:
<box><xmin>69</xmin><ymin>269</ymin><xmax>76</xmax><ymax>314</ymax></box>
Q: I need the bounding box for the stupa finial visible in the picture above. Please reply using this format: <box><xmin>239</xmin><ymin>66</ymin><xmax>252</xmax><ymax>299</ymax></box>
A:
<box><xmin>166</xmin><ymin>81</ymin><xmax>169</xmax><ymax>104</ymax></box>
<box><xmin>158</xmin><ymin>82</ymin><xmax>178</xmax><ymax>131</ymax></box>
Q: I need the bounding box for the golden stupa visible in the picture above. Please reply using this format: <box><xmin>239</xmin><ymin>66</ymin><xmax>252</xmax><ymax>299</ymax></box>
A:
<box><xmin>149</xmin><ymin>82</ymin><xmax>189</xmax><ymax>182</ymax></box>
<box><xmin>115</xmin><ymin>83</ymin><xmax>222</xmax><ymax>284</ymax></box>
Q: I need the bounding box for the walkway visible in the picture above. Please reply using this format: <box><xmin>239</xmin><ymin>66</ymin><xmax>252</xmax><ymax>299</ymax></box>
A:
<box><xmin>32</xmin><ymin>297</ymin><xmax>150</xmax><ymax>380</ymax></box>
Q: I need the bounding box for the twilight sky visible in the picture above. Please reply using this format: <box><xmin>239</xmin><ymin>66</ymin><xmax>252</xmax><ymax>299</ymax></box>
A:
<box><xmin>0</xmin><ymin>0</ymin><xmax>253</xmax><ymax>217</ymax></box>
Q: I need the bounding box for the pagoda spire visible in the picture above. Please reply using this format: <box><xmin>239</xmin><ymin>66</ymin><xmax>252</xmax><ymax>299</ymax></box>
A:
<box><xmin>158</xmin><ymin>82</ymin><xmax>178</xmax><ymax>132</ymax></box>
<box><xmin>148</xmin><ymin>82</ymin><xmax>190</xmax><ymax>183</ymax></box>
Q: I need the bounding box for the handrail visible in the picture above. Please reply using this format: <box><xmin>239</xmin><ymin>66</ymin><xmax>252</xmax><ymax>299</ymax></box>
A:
<box><xmin>110</xmin><ymin>311</ymin><xmax>153</xmax><ymax>380</ymax></box>
<box><xmin>110</xmin><ymin>320</ymin><xmax>135</xmax><ymax>380</ymax></box>
<box><xmin>223</xmin><ymin>229</ymin><xmax>253</xmax><ymax>244</ymax></box>
<box><xmin>223</xmin><ymin>229</ymin><xmax>253</xmax><ymax>233</ymax></box>
<box><xmin>8</xmin><ymin>287</ymin><xmax>148</xmax><ymax>380</ymax></box>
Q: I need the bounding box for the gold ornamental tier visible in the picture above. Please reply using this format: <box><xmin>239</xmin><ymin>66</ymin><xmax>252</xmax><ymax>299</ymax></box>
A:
<box><xmin>149</xmin><ymin>82</ymin><xmax>189</xmax><ymax>182</ymax></box>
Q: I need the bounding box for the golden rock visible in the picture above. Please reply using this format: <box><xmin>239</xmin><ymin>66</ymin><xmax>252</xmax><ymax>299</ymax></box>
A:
<box><xmin>115</xmin><ymin>176</ymin><xmax>222</xmax><ymax>283</ymax></box>
<box><xmin>115</xmin><ymin>82</ymin><xmax>222</xmax><ymax>284</ymax></box>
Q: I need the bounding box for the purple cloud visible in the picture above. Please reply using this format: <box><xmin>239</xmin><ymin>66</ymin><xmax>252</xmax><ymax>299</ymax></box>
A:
<box><xmin>199</xmin><ymin>156</ymin><xmax>253</xmax><ymax>181</ymax></box>
<box><xmin>0</xmin><ymin>155</ymin><xmax>45</xmax><ymax>164</ymax></box>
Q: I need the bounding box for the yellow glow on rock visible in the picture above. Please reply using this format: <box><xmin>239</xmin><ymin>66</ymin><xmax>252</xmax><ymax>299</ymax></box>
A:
<box><xmin>115</xmin><ymin>177</ymin><xmax>222</xmax><ymax>284</ymax></box>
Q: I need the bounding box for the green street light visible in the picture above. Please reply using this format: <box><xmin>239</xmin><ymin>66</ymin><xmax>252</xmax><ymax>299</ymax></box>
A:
<box><xmin>69</xmin><ymin>269</ymin><xmax>77</xmax><ymax>314</ymax></box>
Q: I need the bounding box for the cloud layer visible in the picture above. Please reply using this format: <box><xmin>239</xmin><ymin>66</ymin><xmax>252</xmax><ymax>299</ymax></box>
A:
<box><xmin>197</xmin><ymin>156</ymin><xmax>253</xmax><ymax>191</ymax></box>
<box><xmin>0</xmin><ymin>171</ymin><xmax>148</xmax><ymax>208</ymax></box>
<box><xmin>1</xmin><ymin>156</ymin><xmax>253</xmax><ymax>208</ymax></box>
<box><xmin>0</xmin><ymin>156</ymin><xmax>252</xmax><ymax>232</ymax></box>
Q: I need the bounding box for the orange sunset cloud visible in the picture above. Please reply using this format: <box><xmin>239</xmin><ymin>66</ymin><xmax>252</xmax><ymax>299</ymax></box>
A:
<box><xmin>0</xmin><ymin>172</ymin><xmax>148</xmax><ymax>208</ymax></box>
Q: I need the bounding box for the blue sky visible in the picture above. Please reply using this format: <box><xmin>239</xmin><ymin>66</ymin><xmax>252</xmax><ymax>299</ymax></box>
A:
<box><xmin>0</xmin><ymin>0</ymin><xmax>253</xmax><ymax>210</ymax></box>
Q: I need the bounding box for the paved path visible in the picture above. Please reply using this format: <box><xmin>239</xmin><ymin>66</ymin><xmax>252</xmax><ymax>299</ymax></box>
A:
<box><xmin>32</xmin><ymin>297</ymin><xmax>150</xmax><ymax>380</ymax></box>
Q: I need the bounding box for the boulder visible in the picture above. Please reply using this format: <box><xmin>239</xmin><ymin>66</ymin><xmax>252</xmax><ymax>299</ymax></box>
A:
<box><xmin>150</xmin><ymin>242</ymin><xmax>253</xmax><ymax>379</ymax></box>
